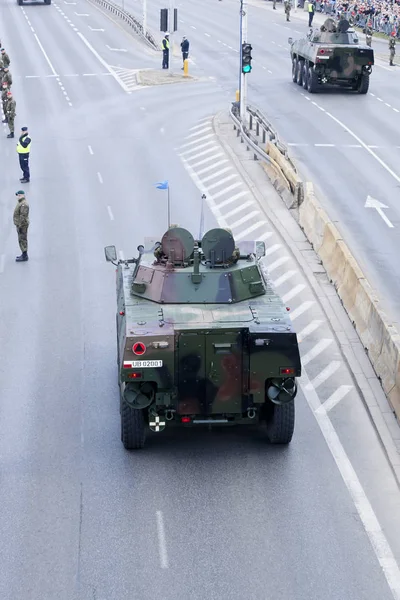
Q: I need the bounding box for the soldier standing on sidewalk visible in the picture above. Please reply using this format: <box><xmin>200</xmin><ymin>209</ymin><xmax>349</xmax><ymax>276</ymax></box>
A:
<box><xmin>13</xmin><ymin>190</ymin><xmax>30</xmax><ymax>262</ymax></box>
<box><xmin>389</xmin><ymin>32</ymin><xmax>396</xmax><ymax>66</ymax></box>
<box><xmin>284</xmin><ymin>0</ymin><xmax>292</xmax><ymax>21</ymax></box>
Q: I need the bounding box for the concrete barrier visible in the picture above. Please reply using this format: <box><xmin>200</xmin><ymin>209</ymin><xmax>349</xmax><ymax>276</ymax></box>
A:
<box><xmin>265</xmin><ymin>142</ymin><xmax>304</xmax><ymax>206</ymax></box>
<box><xmin>299</xmin><ymin>181</ymin><xmax>400</xmax><ymax>422</ymax></box>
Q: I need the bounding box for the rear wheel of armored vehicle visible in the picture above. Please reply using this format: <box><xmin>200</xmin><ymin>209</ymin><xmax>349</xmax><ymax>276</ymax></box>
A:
<box><xmin>357</xmin><ymin>73</ymin><xmax>369</xmax><ymax>94</ymax></box>
<box><xmin>292</xmin><ymin>58</ymin><xmax>298</xmax><ymax>83</ymax></box>
<box><xmin>307</xmin><ymin>66</ymin><xmax>318</xmax><ymax>93</ymax></box>
<box><xmin>302</xmin><ymin>64</ymin><xmax>308</xmax><ymax>89</ymax></box>
<box><xmin>297</xmin><ymin>60</ymin><xmax>304</xmax><ymax>86</ymax></box>
<box><xmin>121</xmin><ymin>400</ymin><xmax>146</xmax><ymax>449</ymax></box>
<box><xmin>262</xmin><ymin>400</ymin><xmax>295</xmax><ymax>444</ymax></box>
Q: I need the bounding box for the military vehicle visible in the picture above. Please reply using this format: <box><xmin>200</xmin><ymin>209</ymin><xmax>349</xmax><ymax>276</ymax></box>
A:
<box><xmin>104</xmin><ymin>225</ymin><xmax>301</xmax><ymax>449</ymax></box>
<box><xmin>288</xmin><ymin>17</ymin><xmax>374</xmax><ymax>94</ymax></box>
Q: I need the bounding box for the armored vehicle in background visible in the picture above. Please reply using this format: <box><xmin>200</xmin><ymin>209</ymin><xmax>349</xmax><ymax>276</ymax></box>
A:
<box><xmin>288</xmin><ymin>17</ymin><xmax>374</xmax><ymax>94</ymax></box>
<box><xmin>104</xmin><ymin>226</ymin><xmax>301</xmax><ymax>449</ymax></box>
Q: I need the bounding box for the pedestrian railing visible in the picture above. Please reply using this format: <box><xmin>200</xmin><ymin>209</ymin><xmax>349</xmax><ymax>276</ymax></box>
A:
<box><xmin>89</xmin><ymin>0</ymin><xmax>159</xmax><ymax>49</ymax></box>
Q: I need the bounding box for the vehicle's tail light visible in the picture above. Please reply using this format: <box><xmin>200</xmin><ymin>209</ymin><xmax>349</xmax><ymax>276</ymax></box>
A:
<box><xmin>280</xmin><ymin>367</ymin><xmax>295</xmax><ymax>375</ymax></box>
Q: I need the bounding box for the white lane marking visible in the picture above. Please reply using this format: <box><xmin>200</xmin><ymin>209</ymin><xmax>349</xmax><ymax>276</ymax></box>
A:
<box><xmin>160</xmin><ymin>127</ymin><xmax>165</xmax><ymax>134</ymax></box>
<box><xmin>196</xmin><ymin>159</ymin><xmax>228</xmax><ymax>175</ymax></box>
<box><xmin>207</xmin><ymin>174</ymin><xmax>239</xmax><ymax>190</ymax></box>
<box><xmin>64</xmin><ymin>1</ymin><xmax>77</xmax><ymax>3</ymax></box>
<box><xmin>181</xmin><ymin>145</ymin><xmax>220</xmax><ymax>161</ymax></box>
<box><xmin>107</xmin><ymin>206</ymin><xmax>114</xmax><ymax>221</ymax></box>
<box><xmin>106</xmin><ymin>44</ymin><xmax>127</xmax><ymax>52</ymax></box>
<box><xmin>257</xmin><ymin>231</ymin><xmax>273</xmax><ymax>242</ymax></box>
<box><xmin>288</xmin><ymin>143</ymin><xmax>309</xmax><ymax>147</ymax></box>
<box><xmin>315</xmin><ymin>143</ymin><xmax>335</xmax><ymax>147</ymax></box>
<box><xmin>281</xmin><ymin>284</ymin><xmax>306</xmax><ymax>303</ymax></box>
<box><xmin>185</xmin><ymin>127</ymin><xmax>212</xmax><ymax>139</ymax></box>
<box><xmin>0</xmin><ymin>254</ymin><xmax>5</xmax><ymax>274</ymax></box>
<box><xmin>190</xmin><ymin>153</ymin><xmax>225</xmax><ymax>169</ymax></box>
<box><xmin>229</xmin><ymin>210</ymin><xmax>259</xmax><ymax>229</ymax></box>
<box><xmin>156</xmin><ymin>511</ymin><xmax>169</xmax><ymax>569</ymax></box>
<box><xmin>189</xmin><ymin>122</ymin><xmax>211</xmax><ymax>131</ymax></box>
<box><xmin>33</xmin><ymin>34</ymin><xmax>58</xmax><ymax>76</ymax></box>
<box><xmin>264</xmin><ymin>243</ymin><xmax>282</xmax><ymax>257</ymax></box>
<box><xmin>316</xmin><ymin>385</ymin><xmax>353</xmax><ymax>414</ymax></box>
<box><xmin>235</xmin><ymin>222</ymin><xmax>267</xmax><ymax>241</ymax></box>
<box><xmin>77</xmin><ymin>32</ymin><xmax>130</xmax><ymax>92</ymax></box>
<box><xmin>322</xmin><ymin>107</ymin><xmax>400</xmax><ymax>186</ymax></box>
<box><xmin>180</xmin><ymin>158</ymin><xmax>227</xmax><ymax>228</ymax></box>
<box><xmin>385</xmin><ymin>103</ymin><xmax>391</xmax><ymax>107</ymax></box>
<box><xmin>212</xmin><ymin>182</ymin><xmax>242</xmax><ymax>199</ymax></box>
<box><xmin>204</xmin><ymin>33</ymin><xmax>211</xmax><ymax>37</ymax></box>
<box><xmin>394</xmin><ymin>108</ymin><xmax>400</xmax><ymax>113</ymax></box>
<box><xmin>89</xmin><ymin>26</ymin><xmax>105</xmax><ymax>31</ymax></box>
<box><xmin>223</xmin><ymin>200</ymin><xmax>255</xmax><ymax>219</ymax></box>
<box><xmin>191</xmin><ymin>25</ymin><xmax>196</xmax><ymax>29</ymax></box>
<box><xmin>215</xmin><ymin>190</ymin><xmax>249</xmax><ymax>208</ymax></box>
<box><xmin>97</xmin><ymin>172</ymin><xmax>103</xmax><ymax>184</ymax></box>
<box><xmin>178</xmin><ymin>134</ymin><xmax>214</xmax><ymax>149</ymax></box>
<box><xmin>296</xmin><ymin>317</ymin><xmax>321</xmax><ymax>337</ymax></box>
<box><xmin>267</xmin><ymin>256</ymin><xmax>290</xmax><ymax>272</ymax></box>
<box><xmin>272</xmin><ymin>270</ymin><xmax>297</xmax><ymax>287</ymax></box>
<box><xmin>74</xmin><ymin>12</ymin><xmax>89</xmax><ymax>16</ymax></box>
<box><xmin>302</xmin><ymin>370</ymin><xmax>400</xmax><ymax>600</ymax></box>
<box><xmin>201</xmin><ymin>166</ymin><xmax>233</xmax><ymax>183</ymax></box>
<box><xmin>301</xmin><ymin>339</ymin><xmax>332</xmax><ymax>366</ymax></box>
<box><xmin>25</xmin><ymin>75</ymin><xmax>41</xmax><ymax>78</ymax></box>
<box><xmin>377</xmin><ymin>97</ymin><xmax>383</xmax><ymax>102</ymax></box>
<box><xmin>268</xmin><ymin>69</ymin><xmax>272</xmax><ymax>74</ymax></box>
<box><xmin>306</xmin><ymin>360</ymin><xmax>341</xmax><ymax>390</ymax></box>
<box><xmin>365</xmin><ymin>195</ymin><xmax>394</xmax><ymax>228</ymax></box>
<box><xmin>88</xmin><ymin>145</ymin><xmax>94</xmax><ymax>155</ymax></box>
<box><xmin>344</xmin><ymin>144</ymin><xmax>362</xmax><ymax>148</ymax></box>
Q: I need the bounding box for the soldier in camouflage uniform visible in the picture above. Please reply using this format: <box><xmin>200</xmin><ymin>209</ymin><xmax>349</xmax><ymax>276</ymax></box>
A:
<box><xmin>284</xmin><ymin>0</ymin><xmax>291</xmax><ymax>21</ymax></box>
<box><xmin>389</xmin><ymin>32</ymin><xmax>396</xmax><ymax>66</ymax></box>
<box><xmin>13</xmin><ymin>190</ymin><xmax>29</xmax><ymax>262</ymax></box>
<box><xmin>1</xmin><ymin>81</ymin><xmax>9</xmax><ymax>123</ymax></box>
<box><xmin>0</xmin><ymin>48</ymin><xmax>10</xmax><ymax>69</ymax></box>
<box><xmin>5</xmin><ymin>91</ymin><xmax>16</xmax><ymax>138</ymax></box>
<box><xmin>1</xmin><ymin>67</ymin><xmax>12</xmax><ymax>87</ymax></box>
<box><xmin>365</xmin><ymin>21</ymin><xmax>373</xmax><ymax>47</ymax></box>
<box><xmin>273</xmin><ymin>0</ymin><xmax>276</xmax><ymax>9</ymax></box>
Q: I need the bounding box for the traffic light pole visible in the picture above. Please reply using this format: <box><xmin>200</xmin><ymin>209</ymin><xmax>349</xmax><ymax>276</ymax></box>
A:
<box><xmin>239</xmin><ymin>0</ymin><xmax>248</xmax><ymax>122</ymax></box>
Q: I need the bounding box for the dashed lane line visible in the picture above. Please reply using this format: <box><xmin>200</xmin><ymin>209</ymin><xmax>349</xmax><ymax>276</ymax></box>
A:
<box><xmin>107</xmin><ymin>206</ymin><xmax>114</xmax><ymax>221</ymax></box>
<box><xmin>88</xmin><ymin>145</ymin><xmax>94</xmax><ymax>155</ymax></box>
<box><xmin>156</xmin><ymin>511</ymin><xmax>169</xmax><ymax>569</ymax></box>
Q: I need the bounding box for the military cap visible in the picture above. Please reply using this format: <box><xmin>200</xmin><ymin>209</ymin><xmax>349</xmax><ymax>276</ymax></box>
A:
<box><xmin>21</xmin><ymin>126</ymin><xmax>28</xmax><ymax>131</ymax></box>
<box><xmin>16</xmin><ymin>190</ymin><xmax>25</xmax><ymax>196</ymax></box>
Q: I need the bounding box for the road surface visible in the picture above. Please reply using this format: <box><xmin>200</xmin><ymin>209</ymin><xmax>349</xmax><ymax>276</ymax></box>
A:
<box><xmin>1</xmin><ymin>1</ymin><xmax>400</xmax><ymax>599</ymax></box>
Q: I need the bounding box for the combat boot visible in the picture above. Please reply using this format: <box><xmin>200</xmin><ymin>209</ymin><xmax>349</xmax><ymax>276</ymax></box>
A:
<box><xmin>2</xmin><ymin>118</ymin><xmax>7</xmax><ymax>123</ymax></box>
<box><xmin>16</xmin><ymin>252</ymin><xmax>28</xmax><ymax>262</ymax></box>
<box><xmin>20</xmin><ymin>178</ymin><xmax>29</xmax><ymax>183</ymax></box>
<box><xmin>7</xmin><ymin>132</ymin><xmax>14</xmax><ymax>138</ymax></box>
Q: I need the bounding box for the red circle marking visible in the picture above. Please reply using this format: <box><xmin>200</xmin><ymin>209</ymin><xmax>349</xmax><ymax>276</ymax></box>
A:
<box><xmin>133</xmin><ymin>342</ymin><xmax>146</xmax><ymax>356</ymax></box>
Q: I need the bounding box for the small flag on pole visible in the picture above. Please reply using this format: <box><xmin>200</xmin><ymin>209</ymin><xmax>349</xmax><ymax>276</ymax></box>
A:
<box><xmin>155</xmin><ymin>180</ymin><xmax>169</xmax><ymax>190</ymax></box>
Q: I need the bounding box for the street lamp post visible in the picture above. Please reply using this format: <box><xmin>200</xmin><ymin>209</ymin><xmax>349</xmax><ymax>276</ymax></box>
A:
<box><xmin>143</xmin><ymin>0</ymin><xmax>147</xmax><ymax>37</ymax></box>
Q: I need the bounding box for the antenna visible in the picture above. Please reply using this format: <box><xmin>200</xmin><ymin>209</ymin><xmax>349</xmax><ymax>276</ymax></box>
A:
<box><xmin>199</xmin><ymin>194</ymin><xmax>206</xmax><ymax>240</ymax></box>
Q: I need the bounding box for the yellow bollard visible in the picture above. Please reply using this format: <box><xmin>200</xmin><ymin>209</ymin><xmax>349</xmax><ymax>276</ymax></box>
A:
<box><xmin>183</xmin><ymin>59</ymin><xmax>189</xmax><ymax>77</ymax></box>
<box><xmin>235</xmin><ymin>89</ymin><xmax>240</xmax><ymax>102</ymax></box>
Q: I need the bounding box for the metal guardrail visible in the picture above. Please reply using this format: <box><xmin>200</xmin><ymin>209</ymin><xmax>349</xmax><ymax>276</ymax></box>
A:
<box><xmin>230</xmin><ymin>102</ymin><xmax>298</xmax><ymax>174</ymax></box>
<box><xmin>90</xmin><ymin>0</ymin><xmax>159</xmax><ymax>50</ymax></box>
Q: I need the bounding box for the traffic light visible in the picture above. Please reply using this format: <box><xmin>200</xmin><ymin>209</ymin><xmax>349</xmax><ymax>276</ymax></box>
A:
<box><xmin>242</xmin><ymin>43</ymin><xmax>252</xmax><ymax>74</ymax></box>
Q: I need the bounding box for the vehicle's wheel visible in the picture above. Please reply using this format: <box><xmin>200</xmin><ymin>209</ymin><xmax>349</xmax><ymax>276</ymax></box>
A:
<box><xmin>292</xmin><ymin>58</ymin><xmax>298</xmax><ymax>83</ymax></box>
<box><xmin>297</xmin><ymin>60</ymin><xmax>304</xmax><ymax>86</ymax></box>
<box><xmin>307</xmin><ymin>66</ymin><xmax>318</xmax><ymax>93</ymax></box>
<box><xmin>264</xmin><ymin>400</ymin><xmax>295</xmax><ymax>444</ymax></box>
<box><xmin>121</xmin><ymin>399</ymin><xmax>146</xmax><ymax>449</ymax></box>
<box><xmin>45</xmin><ymin>0</ymin><xmax>52</xmax><ymax>4</ymax></box>
<box><xmin>357</xmin><ymin>73</ymin><xmax>369</xmax><ymax>94</ymax></box>
<box><xmin>17</xmin><ymin>0</ymin><xmax>23</xmax><ymax>5</ymax></box>
<box><xmin>302</xmin><ymin>63</ymin><xmax>308</xmax><ymax>89</ymax></box>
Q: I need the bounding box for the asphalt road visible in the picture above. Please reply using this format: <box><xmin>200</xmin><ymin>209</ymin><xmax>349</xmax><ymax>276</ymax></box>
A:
<box><xmin>123</xmin><ymin>0</ymin><xmax>400</xmax><ymax>329</ymax></box>
<box><xmin>1</xmin><ymin>1</ymin><xmax>400</xmax><ymax>599</ymax></box>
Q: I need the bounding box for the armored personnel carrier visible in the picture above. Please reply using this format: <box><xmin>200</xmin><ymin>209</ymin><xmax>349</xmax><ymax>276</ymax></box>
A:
<box><xmin>288</xmin><ymin>17</ymin><xmax>374</xmax><ymax>93</ymax></box>
<box><xmin>104</xmin><ymin>226</ymin><xmax>301</xmax><ymax>449</ymax></box>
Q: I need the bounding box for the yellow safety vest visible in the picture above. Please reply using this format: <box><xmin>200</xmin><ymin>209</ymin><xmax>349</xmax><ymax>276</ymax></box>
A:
<box><xmin>308</xmin><ymin>2</ymin><xmax>314</xmax><ymax>11</ymax></box>
<box><xmin>17</xmin><ymin>137</ymin><xmax>31</xmax><ymax>154</ymax></box>
<box><xmin>163</xmin><ymin>39</ymin><xmax>170</xmax><ymax>49</ymax></box>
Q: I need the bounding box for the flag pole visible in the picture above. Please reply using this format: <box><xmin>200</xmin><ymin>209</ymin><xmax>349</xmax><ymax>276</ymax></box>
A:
<box><xmin>167</xmin><ymin>185</ymin><xmax>170</xmax><ymax>228</ymax></box>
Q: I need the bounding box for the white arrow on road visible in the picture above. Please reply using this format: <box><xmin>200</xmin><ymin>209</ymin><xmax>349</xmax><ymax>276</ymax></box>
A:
<box><xmin>89</xmin><ymin>26</ymin><xmax>105</xmax><ymax>31</ymax></box>
<box><xmin>106</xmin><ymin>45</ymin><xmax>127</xmax><ymax>52</ymax></box>
<box><xmin>365</xmin><ymin>195</ymin><xmax>394</xmax><ymax>228</ymax></box>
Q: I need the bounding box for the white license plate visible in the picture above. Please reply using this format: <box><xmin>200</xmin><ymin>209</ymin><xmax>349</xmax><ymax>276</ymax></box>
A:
<box><xmin>132</xmin><ymin>360</ymin><xmax>163</xmax><ymax>368</ymax></box>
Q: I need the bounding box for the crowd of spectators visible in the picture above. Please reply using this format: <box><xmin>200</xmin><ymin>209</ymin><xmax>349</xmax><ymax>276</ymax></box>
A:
<box><xmin>312</xmin><ymin>0</ymin><xmax>400</xmax><ymax>38</ymax></box>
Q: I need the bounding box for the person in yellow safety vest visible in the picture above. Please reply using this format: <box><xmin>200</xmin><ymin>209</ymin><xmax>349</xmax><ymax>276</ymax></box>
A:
<box><xmin>17</xmin><ymin>126</ymin><xmax>31</xmax><ymax>183</ymax></box>
<box><xmin>308</xmin><ymin>1</ymin><xmax>315</xmax><ymax>27</ymax></box>
<box><xmin>162</xmin><ymin>33</ymin><xmax>170</xmax><ymax>69</ymax></box>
